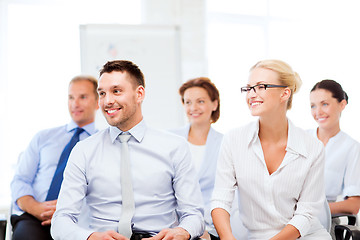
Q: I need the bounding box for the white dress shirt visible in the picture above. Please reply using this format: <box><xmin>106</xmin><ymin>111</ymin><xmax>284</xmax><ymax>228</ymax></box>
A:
<box><xmin>51</xmin><ymin>120</ymin><xmax>204</xmax><ymax>240</ymax></box>
<box><xmin>308</xmin><ymin>129</ymin><xmax>360</xmax><ymax>201</ymax></box>
<box><xmin>211</xmin><ymin>120</ymin><xmax>331</xmax><ymax>239</ymax></box>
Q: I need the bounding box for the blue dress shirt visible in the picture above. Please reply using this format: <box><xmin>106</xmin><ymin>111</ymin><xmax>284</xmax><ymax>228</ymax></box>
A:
<box><xmin>51</xmin><ymin>120</ymin><xmax>205</xmax><ymax>240</ymax></box>
<box><xmin>10</xmin><ymin>121</ymin><xmax>97</xmax><ymax>214</ymax></box>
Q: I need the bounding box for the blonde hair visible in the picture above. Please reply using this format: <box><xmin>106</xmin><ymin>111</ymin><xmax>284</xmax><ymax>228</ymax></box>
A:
<box><xmin>250</xmin><ymin>59</ymin><xmax>302</xmax><ymax>109</ymax></box>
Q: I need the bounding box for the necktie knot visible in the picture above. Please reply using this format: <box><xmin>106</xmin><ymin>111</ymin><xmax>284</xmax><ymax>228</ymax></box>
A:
<box><xmin>119</xmin><ymin>133</ymin><xmax>131</xmax><ymax>143</ymax></box>
<box><xmin>75</xmin><ymin>127</ymin><xmax>85</xmax><ymax>136</ymax></box>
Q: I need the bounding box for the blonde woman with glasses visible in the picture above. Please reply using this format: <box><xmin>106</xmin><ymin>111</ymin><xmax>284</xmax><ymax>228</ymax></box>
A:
<box><xmin>211</xmin><ymin>60</ymin><xmax>331</xmax><ymax>239</ymax></box>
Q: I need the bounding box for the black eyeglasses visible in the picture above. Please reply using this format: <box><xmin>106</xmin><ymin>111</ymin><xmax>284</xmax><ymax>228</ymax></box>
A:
<box><xmin>240</xmin><ymin>83</ymin><xmax>288</xmax><ymax>93</ymax></box>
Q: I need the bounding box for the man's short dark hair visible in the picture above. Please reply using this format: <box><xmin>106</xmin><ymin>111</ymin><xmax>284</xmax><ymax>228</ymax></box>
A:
<box><xmin>99</xmin><ymin>60</ymin><xmax>145</xmax><ymax>88</ymax></box>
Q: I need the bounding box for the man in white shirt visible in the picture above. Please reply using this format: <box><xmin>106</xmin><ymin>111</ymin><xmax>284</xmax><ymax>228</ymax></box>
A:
<box><xmin>51</xmin><ymin>60</ymin><xmax>204</xmax><ymax>240</ymax></box>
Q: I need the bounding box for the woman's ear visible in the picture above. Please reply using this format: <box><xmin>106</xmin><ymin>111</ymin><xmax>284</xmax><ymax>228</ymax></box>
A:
<box><xmin>280</xmin><ymin>88</ymin><xmax>291</xmax><ymax>102</ymax></box>
<box><xmin>340</xmin><ymin>99</ymin><xmax>347</xmax><ymax>111</ymax></box>
<box><xmin>212</xmin><ymin>100</ymin><xmax>219</xmax><ymax>111</ymax></box>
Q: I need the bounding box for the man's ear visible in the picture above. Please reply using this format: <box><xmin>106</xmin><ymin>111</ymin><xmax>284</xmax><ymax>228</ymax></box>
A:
<box><xmin>136</xmin><ymin>85</ymin><xmax>145</xmax><ymax>103</ymax></box>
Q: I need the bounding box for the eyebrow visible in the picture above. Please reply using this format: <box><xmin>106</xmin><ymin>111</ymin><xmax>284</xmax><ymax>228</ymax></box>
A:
<box><xmin>311</xmin><ymin>100</ymin><xmax>329</xmax><ymax>104</ymax></box>
<box><xmin>184</xmin><ymin>97</ymin><xmax>206</xmax><ymax>101</ymax></box>
<box><xmin>247</xmin><ymin>81</ymin><xmax>266</xmax><ymax>86</ymax></box>
<box><xmin>97</xmin><ymin>85</ymin><xmax>122</xmax><ymax>92</ymax></box>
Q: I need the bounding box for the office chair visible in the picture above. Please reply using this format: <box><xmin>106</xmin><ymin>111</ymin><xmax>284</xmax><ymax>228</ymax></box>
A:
<box><xmin>333</xmin><ymin>213</ymin><xmax>359</xmax><ymax>240</ymax></box>
<box><xmin>335</xmin><ymin>224</ymin><xmax>360</xmax><ymax>240</ymax></box>
<box><xmin>318</xmin><ymin>197</ymin><xmax>360</xmax><ymax>240</ymax></box>
<box><xmin>0</xmin><ymin>218</ymin><xmax>6</xmax><ymax>240</ymax></box>
<box><xmin>326</xmin><ymin>202</ymin><xmax>359</xmax><ymax>240</ymax></box>
<box><xmin>4</xmin><ymin>204</ymin><xmax>11</xmax><ymax>240</ymax></box>
<box><xmin>332</xmin><ymin>213</ymin><xmax>357</xmax><ymax>226</ymax></box>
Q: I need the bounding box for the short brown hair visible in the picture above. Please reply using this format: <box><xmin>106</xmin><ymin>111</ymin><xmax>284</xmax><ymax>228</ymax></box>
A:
<box><xmin>69</xmin><ymin>75</ymin><xmax>98</xmax><ymax>99</ymax></box>
<box><xmin>179</xmin><ymin>77</ymin><xmax>220</xmax><ymax>123</ymax></box>
<box><xmin>99</xmin><ymin>60</ymin><xmax>145</xmax><ymax>88</ymax></box>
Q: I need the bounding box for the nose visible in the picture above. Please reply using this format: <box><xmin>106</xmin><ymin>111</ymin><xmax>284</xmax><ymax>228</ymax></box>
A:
<box><xmin>70</xmin><ymin>97</ymin><xmax>80</xmax><ymax>108</ymax></box>
<box><xmin>190</xmin><ymin>102</ymin><xmax>199</xmax><ymax>111</ymax></box>
<box><xmin>316</xmin><ymin>106</ymin><xmax>323</xmax><ymax>116</ymax></box>
<box><xmin>246</xmin><ymin>88</ymin><xmax>257</xmax><ymax>104</ymax></box>
<box><xmin>249</xmin><ymin>87</ymin><xmax>257</xmax><ymax>94</ymax></box>
<box><xmin>247</xmin><ymin>88</ymin><xmax>257</xmax><ymax>97</ymax></box>
<box><xmin>104</xmin><ymin>93</ymin><xmax>114</xmax><ymax>105</ymax></box>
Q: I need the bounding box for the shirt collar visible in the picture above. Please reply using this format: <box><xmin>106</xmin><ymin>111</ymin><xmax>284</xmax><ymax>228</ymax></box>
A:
<box><xmin>109</xmin><ymin>119</ymin><xmax>146</xmax><ymax>143</ymax></box>
<box><xmin>247</xmin><ymin>120</ymin><xmax>260</xmax><ymax>146</ymax></box>
<box><xmin>66</xmin><ymin>120</ymin><xmax>97</xmax><ymax>135</ymax></box>
<box><xmin>286</xmin><ymin>120</ymin><xmax>308</xmax><ymax>158</ymax></box>
<box><xmin>247</xmin><ymin>118</ymin><xmax>308</xmax><ymax>158</ymax></box>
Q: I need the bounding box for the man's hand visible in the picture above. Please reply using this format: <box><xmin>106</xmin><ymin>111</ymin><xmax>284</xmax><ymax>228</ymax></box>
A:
<box><xmin>200</xmin><ymin>231</ymin><xmax>210</xmax><ymax>240</ymax></box>
<box><xmin>17</xmin><ymin>195</ymin><xmax>57</xmax><ymax>225</ymax></box>
<box><xmin>144</xmin><ymin>227</ymin><xmax>190</xmax><ymax>240</ymax></box>
<box><xmin>87</xmin><ymin>231</ymin><xmax>129</xmax><ymax>240</ymax></box>
<box><xmin>37</xmin><ymin>200</ymin><xmax>57</xmax><ymax>225</ymax></box>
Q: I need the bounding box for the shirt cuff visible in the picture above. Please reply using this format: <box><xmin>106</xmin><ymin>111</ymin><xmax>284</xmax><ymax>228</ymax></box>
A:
<box><xmin>13</xmin><ymin>191</ymin><xmax>35</xmax><ymax>210</ymax></box>
<box><xmin>210</xmin><ymin>200</ymin><xmax>231</xmax><ymax>215</ymax></box>
<box><xmin>51</xmin><ymin>225</ymin><xmax>93</xmax><ymax>240</ymax></box>
<box><xmin>343</xmin><ymin>186</ymin><xmax>360</xmax><ymax>199</ymax></box>
<box><xmin>287</xmin><ymin>214</ymin><xmax>311</xmax><ymax>237</ymax></box>
<box><xmin>178</xmin><ymin>218</ymin><xmax>205</xmax><ymax>240</ymax></box>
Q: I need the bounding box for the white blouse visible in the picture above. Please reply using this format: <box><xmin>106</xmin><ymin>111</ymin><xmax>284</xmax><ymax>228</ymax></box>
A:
<box><xmin>309</xmin><ymin>130</ymin><xmax>360</xmax><ymax>201</ymax></box>
<box><xmin>211</xmin><ymin>120</ymin><xmax>330</xmax><ymax>239</ymax></box>
<box><xmin>188</xmin><ymin>142</ymin><xmax>206</xmax><ymax>172</ymax></box>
